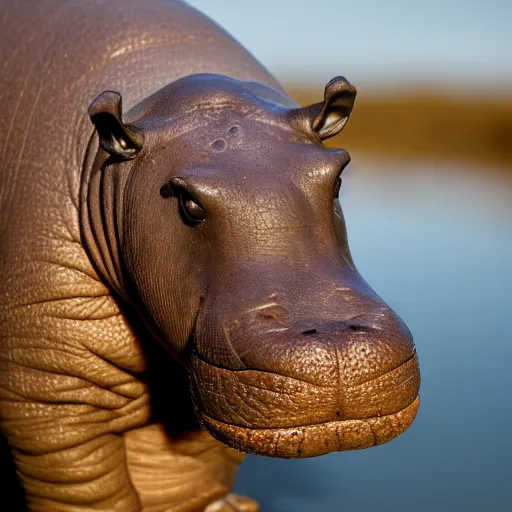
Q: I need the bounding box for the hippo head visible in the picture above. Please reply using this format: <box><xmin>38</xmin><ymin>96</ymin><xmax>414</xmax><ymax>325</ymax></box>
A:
<box><xmin>83</xmin><ymin>74</ymin><xmax>420</xmax><ymax>458</ymax></box>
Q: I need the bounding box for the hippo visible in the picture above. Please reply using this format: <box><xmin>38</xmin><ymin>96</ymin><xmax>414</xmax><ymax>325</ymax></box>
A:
<box><xmin>0</xmin><ymin>0</ymin><xmax>420</xmax><ymax>510</ymax></box>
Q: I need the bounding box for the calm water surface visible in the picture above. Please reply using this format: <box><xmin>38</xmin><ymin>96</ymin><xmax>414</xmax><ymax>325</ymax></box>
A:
<box><xmin>234</xmin><ymin>155</ymin><xmax>512</xmax><ymax>512</ymax></box>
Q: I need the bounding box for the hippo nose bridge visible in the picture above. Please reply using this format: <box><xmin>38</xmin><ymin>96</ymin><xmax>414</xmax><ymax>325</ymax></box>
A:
<box><xmin>224</xmin><ymin>265</ymin><xmax>389</xmax><ymax>335</ymax></box>
<box><xmin>246</xmin><ymin>303</ymin><xmax>291</xmax><ymax>328</ymax></box>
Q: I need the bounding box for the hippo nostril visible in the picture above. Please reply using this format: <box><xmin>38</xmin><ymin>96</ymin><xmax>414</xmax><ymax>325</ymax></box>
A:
<box><xmin>254</xmin><ymin>304</ymin><xmax>289</xmax><ymax>322</ymax></box>
<box><xmin>261</xmin><ymin>312</ymin><xmax>278</xmax><ymax>320</ymax></box>
<box><xmin>301</xmin><ymin>328</ymin><xmax>318</xmax><ymax>335</ymax></box>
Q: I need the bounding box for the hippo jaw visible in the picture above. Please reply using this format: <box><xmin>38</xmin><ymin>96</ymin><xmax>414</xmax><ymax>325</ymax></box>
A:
<box><xmin>193</xmin><ymin>367</ymin><xmax>419</xmax><ymax>458</ymax></box>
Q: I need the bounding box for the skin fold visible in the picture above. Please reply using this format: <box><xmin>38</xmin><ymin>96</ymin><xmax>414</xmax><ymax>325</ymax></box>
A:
<box><xmin>0</xmin><ymin>0</ymin><xmax>420</xmax><ymax>510</ymax></box>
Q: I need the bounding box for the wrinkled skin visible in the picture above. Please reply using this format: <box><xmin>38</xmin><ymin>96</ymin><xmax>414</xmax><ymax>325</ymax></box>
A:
<box><xmin>0</xmin><ymin>0</ymin><xmax>420</xmax><ymax>511</ymax></box>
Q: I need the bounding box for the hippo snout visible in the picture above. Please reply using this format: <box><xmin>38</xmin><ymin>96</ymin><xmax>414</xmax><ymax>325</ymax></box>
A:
<box><xmin>190</xmin><ymin>299</ymin><xmax>420</xmax><ymax>458</ymax></box>
<box><xmin>193</xmin><ymin>298</ymin><xmax>417</xmax><ymax>383</ymax></box>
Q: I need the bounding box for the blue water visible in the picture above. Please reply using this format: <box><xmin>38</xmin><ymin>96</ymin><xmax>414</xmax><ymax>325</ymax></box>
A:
<box><xmin>234</xmin><ymin>156</ymin><xmax>512</xmax><ymax>511</ymax></box>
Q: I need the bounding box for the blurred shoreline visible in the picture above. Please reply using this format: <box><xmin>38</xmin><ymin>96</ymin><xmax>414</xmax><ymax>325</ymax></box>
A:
<box><xmin>288</xmin><ymin>86</ymin><xmax>512</xmax><ymax>171</ymax></box>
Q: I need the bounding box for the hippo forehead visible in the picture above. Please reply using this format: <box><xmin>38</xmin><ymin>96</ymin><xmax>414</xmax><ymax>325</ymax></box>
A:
<box><xmin>149</xmin><ymin>112</ymin><xmax>344</xmax><ymax>191</ymax></box>
<box><xmin>176</xmin><ymin>112</ymin><xmax>313</xmax><ymax>158</ymax></box>
<box><xmin>130</xmin><ymin>74</ymin><xmax>306</xmax><ymax>142</ymax></box>
<box><xmin>128</xmin><ymin>73</ymin><xmax>348</xmax><ymax>191</ymax></box>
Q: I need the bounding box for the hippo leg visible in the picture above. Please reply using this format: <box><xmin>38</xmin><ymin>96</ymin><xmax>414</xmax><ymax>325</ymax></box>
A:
<box><xmin>124</xmin><ymin>424</ymin><xmax>249</xmax><ymax>511</ymax></box>
<box><xmin>0</xmin><ymin>283</ymin><xmax>245</xmax><ymax>511</ymax></box>
<box><xmin>7</xmin><ymin>411</ymin><xmax>148</xmax><ymax>511</ymax></box>
<box><xmin>3</xmin><ymin>363</ymin><xmax>247</xmax><ymax>512</ymax></box>
<box><xmin>205</xmin><ymin>494</ymin><xmax>260</xmax><ymax>512</ymax></box>
<box><xmin>0</xmin><ymin>302</ymin><xmax>154</xmax><ymax>510</ymax></box>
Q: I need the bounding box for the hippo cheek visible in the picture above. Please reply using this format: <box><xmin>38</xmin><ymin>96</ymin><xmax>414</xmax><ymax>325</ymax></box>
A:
<box><xmin>188</xmin><ymin>326</ymin><xmax>420</xmax><ymax>458</ymax></box>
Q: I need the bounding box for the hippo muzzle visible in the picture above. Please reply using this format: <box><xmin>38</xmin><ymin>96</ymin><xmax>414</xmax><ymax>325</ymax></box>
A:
<box><xmin>190</xmin><ymin>271</ymin><xmax>420</xmax><ymax>458</ymax></box>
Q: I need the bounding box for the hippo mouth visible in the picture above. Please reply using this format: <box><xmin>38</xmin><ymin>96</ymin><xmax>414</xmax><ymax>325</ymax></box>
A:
<box><xmin>190</xmin><ymin>353</ymin><xmax>420</xmax><ymax>458</ymax></box>
<box><xmin>200</xmin><ymin>397</ymin><xmax>419</xmax><ymax>458</ymax></box>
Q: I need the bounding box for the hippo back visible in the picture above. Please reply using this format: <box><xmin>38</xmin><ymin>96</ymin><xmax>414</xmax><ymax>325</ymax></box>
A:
<box><xmin>0</xmin><ymin>0</ymin><xmax>279</xmax><ymax>319</ymax></box>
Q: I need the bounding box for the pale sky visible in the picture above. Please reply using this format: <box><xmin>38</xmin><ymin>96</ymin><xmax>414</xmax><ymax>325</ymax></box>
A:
<box><xmin>186</xmin><ymin>0</ymin><xmax>511</xmax><ymax>91</ymax></box>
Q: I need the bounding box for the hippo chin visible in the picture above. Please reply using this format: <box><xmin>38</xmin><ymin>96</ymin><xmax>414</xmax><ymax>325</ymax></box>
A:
<box><xmin>83</xmin><ymin>73</ymin><xmax>420</xmax><ymax>459</ymax></box>
<box><xmin>1</xmin><ymin>0</ymin><xmax>420</xmax><ymax>509</ymax></box>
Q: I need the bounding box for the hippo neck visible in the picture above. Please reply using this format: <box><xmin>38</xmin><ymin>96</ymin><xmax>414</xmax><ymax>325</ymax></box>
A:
<box><xmin>80</xmin><ymin>132</ymin><xmax>130</xmax><ymax>301</ymax></box>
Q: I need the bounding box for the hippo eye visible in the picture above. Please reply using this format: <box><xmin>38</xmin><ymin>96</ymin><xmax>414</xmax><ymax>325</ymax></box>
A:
<box><xmin>162</xmin><ymin>177</ymin><xmax>206</xmax><ymax>226</ymax></box>
<box><xmin>178</xmin><ymin>189</ymin><xmax>206</xmax><ymax>226</ymax></box>
<box><xmin>334</xmin><ymin>174</ymin><xmax>342</xmax><ymax>198</ymax></box>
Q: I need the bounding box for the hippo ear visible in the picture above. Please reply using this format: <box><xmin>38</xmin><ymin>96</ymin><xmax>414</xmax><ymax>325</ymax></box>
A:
<box><xmin>88</xmin><ymin>91</ymin><xmax>143</xmax><ymax>160</ymax></box>
<box><xmin>301</xmin><ymin>76</ymin><xmax>357</xmax><ymax>140</ymax></box>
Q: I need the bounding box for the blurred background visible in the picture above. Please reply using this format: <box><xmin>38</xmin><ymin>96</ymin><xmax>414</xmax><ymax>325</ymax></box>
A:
<box><xmin>185</xmin><ymin>1</ymin><xmax>512</xmax><ymax>511</ymax></box>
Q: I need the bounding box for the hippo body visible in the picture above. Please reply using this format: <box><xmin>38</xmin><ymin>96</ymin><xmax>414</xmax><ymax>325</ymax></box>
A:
<box><xmin>0</xmin><ymin>1</ymin><xmax>420</xmax><ymax>511</ymax></box>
